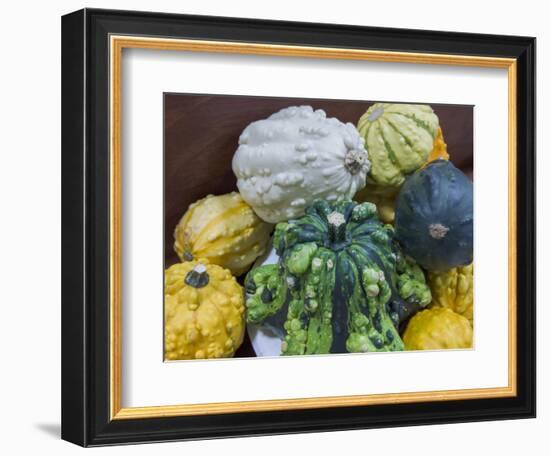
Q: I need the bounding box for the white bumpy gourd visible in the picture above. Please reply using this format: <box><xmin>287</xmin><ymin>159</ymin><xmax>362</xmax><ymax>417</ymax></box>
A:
<box><xmin>232</xmin><ymin>106</ymin><xmax>370</xmax><ymax>223</ymax></box>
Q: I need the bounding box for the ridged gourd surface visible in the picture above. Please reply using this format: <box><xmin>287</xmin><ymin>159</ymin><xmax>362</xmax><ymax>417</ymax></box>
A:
<box><xmin>357</xmin><ymin>103</ymin><xmax>439</xmax><ymax>189</ymax></box>
<box><xmin>394</xmin><ymin>160</ymin><xmax>473</xmax><ymax>272</ymax></box>
<box><xmin>174</xmin><ymin>192</ymin><xmax>272</xmax><ymax>276</ymax></box>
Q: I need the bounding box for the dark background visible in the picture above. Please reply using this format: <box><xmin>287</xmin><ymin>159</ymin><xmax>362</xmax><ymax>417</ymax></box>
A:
<box><xmin>164</xmin><ymin>93</ymin><xmax>474</xmax><ymax>357</ymax></box>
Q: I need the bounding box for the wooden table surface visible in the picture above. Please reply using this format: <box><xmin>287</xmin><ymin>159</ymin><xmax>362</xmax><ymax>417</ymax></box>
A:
<box><xmin>164</xmin><ymin>93</ymin><xmax>474</xmax><ymax>357</ymax></box>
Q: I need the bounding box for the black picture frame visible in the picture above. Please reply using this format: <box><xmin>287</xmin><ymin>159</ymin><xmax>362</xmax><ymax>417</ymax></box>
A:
<box><xmin>62</xmin><ymin>8</ymin><xmax>536</xmax><ymax>447</ymax></box>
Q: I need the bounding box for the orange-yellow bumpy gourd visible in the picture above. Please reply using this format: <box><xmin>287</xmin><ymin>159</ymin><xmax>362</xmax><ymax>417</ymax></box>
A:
<box><xmin>174</xmin><ymin>192</ymin><xmax>272</xmax><ymax>276</ymax></box>
<box><xmin>403</xmin><ymin>308</ymin><xmax>472</xmax><ymax>350</ymax></box>
<box><xmin>164</xmin><ymin>261</ymin><xmax>245</xmax><ymax>360</ymax></box>
<box><xmin>426</xmin><ymin>127</ymin><xmax>450</xmax><ymax>163</ymax></box>
<box><xmin>428</xmin><ymin>263</ymin><xmax>473</xmax><ymax>324</ymax></box>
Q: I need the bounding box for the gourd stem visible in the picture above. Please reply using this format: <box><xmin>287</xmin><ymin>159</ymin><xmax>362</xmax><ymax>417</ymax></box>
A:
<box><xmin>327</xmin><ymin>211</ymin><xmax>347</xmax><ymax>244</ymax></box>
<box><xmin>344</xmin><ymin>149</ymin><xmax>368</xmax><ymax>175</ymax></box>
<box><xmin>184</xmin><ymin>263</ymin><xmax>209</xmax><ymax>288</ymax></box>
<box><xmin>368</xmin><ymin>106</ymin><xmax>385</xmax><ymax>122</ymax></box>
<box><xmin>428</xmin><ymin>223</ymin><xmax>450</xmax><ymax>240</ymax></box>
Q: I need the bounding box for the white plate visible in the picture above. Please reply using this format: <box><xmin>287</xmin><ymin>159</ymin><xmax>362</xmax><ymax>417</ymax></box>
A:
<box><xmin>248</xmin><ymin>324</ymin><xmax>283</xmax><ymax>357</ymax></box>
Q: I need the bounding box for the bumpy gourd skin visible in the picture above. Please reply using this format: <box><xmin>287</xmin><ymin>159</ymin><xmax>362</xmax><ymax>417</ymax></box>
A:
<box><xmin>164</xmin><ymin>261</ymin><xmax>245</xmax><ymax>360</ymax></box>
<box><xmin>388</xmin><ymin>253</ymin><xmax>433</xmax><ymax>328</ymax></box>
<box><xmin>428</xmin><ymin>263</ymin><xmax>473</xmax><ymax>324</ymax></box>
<box><xmin>233</xmin><ymin>106</ymin><xmax>370</xmax><ymax>223</ymax></box>
<box><xmin>245</xmin><ymin>199</ymin><xmax>430</xmax><ymax>355</ymax></box>
<box><xmin>396</xmin><ymin>254</ymin><xmax>432</xmax><ymax>307</ymax></box>
<box><xmin>403</xmin><ymin>308</ymin><xmax>472</xmax><ymax>350</ymax></box>
<box><xmin>174</xmin><ymin>192</ymin><xmax>272</xmax><ymax>276</ymax></box>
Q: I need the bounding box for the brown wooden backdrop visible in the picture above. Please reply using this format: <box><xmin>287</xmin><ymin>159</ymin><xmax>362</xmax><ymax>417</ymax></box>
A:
<box><xmin>164</xmin><ymin>93</ymin><xmax>474</xmax><ymax>357</ymax></box>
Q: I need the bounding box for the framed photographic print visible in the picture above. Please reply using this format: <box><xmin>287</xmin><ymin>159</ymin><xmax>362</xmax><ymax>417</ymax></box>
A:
<box><xmin>61</xmin><ymin>8</ymin><xmax>536</xmax><ymax>447</ymax></box>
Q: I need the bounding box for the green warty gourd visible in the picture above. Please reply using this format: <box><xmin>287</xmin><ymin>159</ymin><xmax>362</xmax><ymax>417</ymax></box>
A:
<box><xmin>244</xmin><ymin>199</ymin><xmax>431</xmax><ymax>355</ymax></box>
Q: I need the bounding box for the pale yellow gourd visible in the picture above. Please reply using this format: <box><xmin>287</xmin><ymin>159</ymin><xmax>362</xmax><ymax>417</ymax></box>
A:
<box><xmin>164</xmin><ymin>261</ymin><xmax>245</xmax><ymax>360</ymax></box>
<box><xmin>428</xmin><ymin>263</ymin><xmax>473</xmax><ymax>324</ymax></box>
<box><xmin>174</xmin><ymin>192</ymin><xmax>272</xmax><ymax>276</ymax></box>
<box><xmin>403</xmin><ymin>308</ymin><xmax>473</xmax><ymax>350</ymax></box>
<box><xmin>357</xmin><ymin>103</ymin><xmax>439</xmax><ymax>190</ymax></box>
<box><xmin>353</xmin><ymin>188</ymin><xmax>398</xmax><ymax>224</ymax></box>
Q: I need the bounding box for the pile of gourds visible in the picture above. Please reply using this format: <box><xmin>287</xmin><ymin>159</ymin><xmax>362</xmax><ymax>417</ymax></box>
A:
<box><xmin>165</xmin><ymin>104</ymin><xmax>474</xmax><ymax>360</ymax></box>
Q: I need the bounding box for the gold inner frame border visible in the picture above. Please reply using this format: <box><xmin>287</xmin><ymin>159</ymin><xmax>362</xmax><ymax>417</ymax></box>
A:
<box><xmin>109</xmin><ymin>35</ymin><xmax>517</xmax><ymax>420</ymax></box>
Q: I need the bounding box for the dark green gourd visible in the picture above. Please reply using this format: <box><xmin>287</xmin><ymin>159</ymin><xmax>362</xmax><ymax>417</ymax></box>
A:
<box><xmin>394</xmin><ymin>160</ymin><xmax>473</xmax><ymax>272</ymax></box>
<box><xmin>245</xmin><ymin>199</ymin><xmax>431</xmax><ymax>355</ymax></box>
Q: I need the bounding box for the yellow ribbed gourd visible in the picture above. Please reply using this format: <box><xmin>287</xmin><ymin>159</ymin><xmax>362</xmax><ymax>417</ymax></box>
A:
<box><xmin>403</xmin><ymin>308</ymin><xmax>473</xmax><ymax>350</ymax></box>
<box><xmin>164</xmin><ymin>261</ymin><xmax>245</xmax><ymax>360</ymax></box>
<box><xmin>174</xmin><ymin>192</ymin><xmax>272</xmax><ymax>276</ymax></box>
<box><xmin>428</xmin><ymin>263</ymin><xmax>473</xmax><ymax>324</ymax></box>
